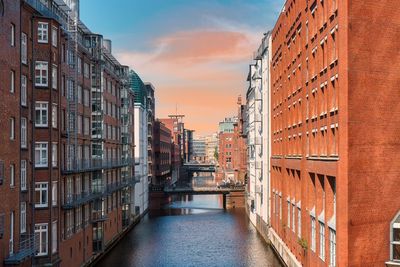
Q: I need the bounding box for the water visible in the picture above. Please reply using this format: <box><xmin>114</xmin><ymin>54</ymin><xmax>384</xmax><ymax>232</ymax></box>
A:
<box><xmin>96</xmin><ymin>177</ymin><xmax>282</xmax><ymax>267</ymax></box>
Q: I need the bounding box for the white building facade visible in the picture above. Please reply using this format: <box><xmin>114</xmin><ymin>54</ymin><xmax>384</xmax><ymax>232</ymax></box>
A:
<box><xmin>246</xmin><ymin>32</ymin><xmax>272</xmax><ymax>233</ymax></box>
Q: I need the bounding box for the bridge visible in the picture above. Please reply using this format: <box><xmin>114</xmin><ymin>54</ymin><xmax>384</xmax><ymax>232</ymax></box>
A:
<box><xmin>163</xmin><ymin>185</ymin><xmax>245</xmax><ymax>209</ymax></box>
<box><xmin>183</xmin><ymin>163</ymin><xmax>216</xmax><ymax>173</ymax></box>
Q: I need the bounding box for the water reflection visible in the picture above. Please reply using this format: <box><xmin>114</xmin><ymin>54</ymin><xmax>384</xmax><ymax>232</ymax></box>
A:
<box><xmin>96</xmin><ymin>180</ymin><xmax>282</xmax><ymax>267</ymax></box>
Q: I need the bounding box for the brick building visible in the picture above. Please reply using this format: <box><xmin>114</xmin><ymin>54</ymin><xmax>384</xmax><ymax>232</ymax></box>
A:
<box><xmin>269</xmin><ymin>0</ymin><xmax>400</xmax><ymax>266</ymax></box>
<box><xmin>0</xmin><ymin>1</ymin><xmax>139</xmax><ymax>266</ymax></box>
<box><xmin>153</xmin><ymin>121</ymin><xmax>172</xmax><ymax>186</ymax></box>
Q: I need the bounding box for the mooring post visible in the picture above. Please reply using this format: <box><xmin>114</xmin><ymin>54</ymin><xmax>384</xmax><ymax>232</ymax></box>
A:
<box><xmin>223</xmin><ymin>194</ymin><xmax>227</xmax><ymax>210</ymax></box>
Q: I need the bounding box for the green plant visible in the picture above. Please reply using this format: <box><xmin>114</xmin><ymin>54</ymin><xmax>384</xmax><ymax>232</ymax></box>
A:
<box><xmin>297</xmin><ymin>237</ymin><xmax>308</xmax><ymax>251</ymax></box>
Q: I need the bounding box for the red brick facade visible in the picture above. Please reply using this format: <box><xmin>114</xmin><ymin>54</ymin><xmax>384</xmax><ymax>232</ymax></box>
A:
<box><xmin>269</xmin><ymin>0</ymin><xmax>400</xmax><ymax>266</ymax></box>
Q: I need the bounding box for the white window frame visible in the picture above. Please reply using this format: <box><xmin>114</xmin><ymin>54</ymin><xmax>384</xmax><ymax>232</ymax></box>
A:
<box><xmin>20</xmin><ymin>160</ymin><xmax>27</xmax><ymax>191</ymax></box>
<box><xmin>37</xmin><ymin>22</ymin><xmax>49</xmax><ymax>44</ymax></box>
<box><xmin>298</xmin><ymin>207</ymin><xmax>301</xmax><ymax>238</ymax></box>
<box><xmin>11</xmin><ymin>23</ymin><xmax>15</xmax><ymax>46</ymax></box>
<box><xmin>52</xmin><ymin>103</ymin><xmax>57</xmax><ymax>128</ymax></box>
<box><xmin>319</xmin><ymin>221</ymin><xmax>325</xmax><ymax>261</ymax></box>
<box><xmin>52</xmin><ymin>181</ymin><xmax>57</xmax><ymax>207</ymax></box>
<box><xmin>35</xmin><ymin>223</ymin><xmax>48</xmax><ymax>256</ymax></box>
<box><xmin>329</xmin><ymin>228</ymin><xmax>336</xmax><ymax>267</ymax></box>
<box><xmin>10</xmin><ymin>211</ymin><xmax>14</xmax><ymax>255</ymax></box>
<box><xmin>52</xmin><ymin>64</ymin><xmax>57</xmax><ymax>90</ymax></box>
<box><xmin>287</xmin><ymin>200</ymin><xmax>290</xmax><ymax>229</ymax></box>
<box><xmin>35</xmin><ymin>142</ymin><xmax>48</xmax><ymax>168</ymax></box>
<box><xmin>35</xmin><ymin>61</ymin><xmax>49</xmax><ymax>87</ymax></box>
<box><xmin>35</xmin><ymin>182</ymin><xmax>48</xmax><ymax>208</ymax></box>
<box><xmin>10</xmin><ymin>117</ymin><xmax>15</xmax><ymax>140</ymax></box>
<box><xmin>21</xmin><ymin>33</ymin><xmax>27</xmax><ymax>64</ymax></box>
<box><xmin>10</xmin><ymin>70</ymin><xmax>15</xmax><ymax>93</ymax></box>
<box><xmin>52</xmin><ymin>221</ymin><xmax>57</xmax><ymax>253</ymax></box>
<box><xmin>10</xmin><ymin>164</ymin><xmax>15</xmax><ymax>187</ymax></box>
<box><xmin>311</xmin><ymin>216</ymin><xmax>316</xmax><ymax>252</ymax></box>
<box><xmin>21</xmin><ymin>117</ymin><xmax>27</xmax><ymax>148</ymax></box>
<box><xmin>20</xmin><ymin>202</ymin><xmax>26</xmax><ymax>233</ymax></box>
<box><xmin>52</xmin><ymin>26</ymin><xmax>57</xmax><ymax>47</ymax></box>
<box><xmin>35</xmin><ymin>102</ymin><xmax>48</xmax><ymax>127</ymax></box>
<box><xmin>21</xmin><ymin>75</ymin><xmax>27</xmax><ymax>106</ymax></box>
<box><xmin>390</xmin><ymin>212</ymin><xmax>400</xmax><ymax>262</ymax></box>
<box><xmin>52</xmin><ymin>143</ymin><xmax>57</xmax><ymax>168</ymax></box>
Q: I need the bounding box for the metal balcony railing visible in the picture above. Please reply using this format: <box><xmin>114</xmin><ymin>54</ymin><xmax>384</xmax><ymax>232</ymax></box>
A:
<box><xmin>92</xmin><ymin>211</ymin><xmax>108</xmax><ymax>223</ymax></box>
<box><xmin>4</xmin><ymin>235</ymin><xmax>36</xmax><ymax>265</ymax></box>
<box><xmin>61</xmin><ymin>158</ymin><xmax>134</xmax><ymax>174</ymax></box>
<box><xmin>62</xmin><ymin>191</ymin><xmax>103</xmax><ymax>209</ymax></box>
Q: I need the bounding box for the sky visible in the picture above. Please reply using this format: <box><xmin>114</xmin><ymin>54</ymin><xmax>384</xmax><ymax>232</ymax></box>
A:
<box><xmin>80</xmin><ymin>0</ymin><xmax>285</xmax><ymax>135</ymax></box>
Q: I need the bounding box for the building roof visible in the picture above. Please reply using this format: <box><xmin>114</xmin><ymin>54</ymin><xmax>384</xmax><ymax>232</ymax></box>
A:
<box><xmin>129</xmin><ymin>70</ymin><xmax>146</xmax><ymax>107</ymax></box>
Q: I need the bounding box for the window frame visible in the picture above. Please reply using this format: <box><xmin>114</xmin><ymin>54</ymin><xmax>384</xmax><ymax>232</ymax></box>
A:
<box><xmin>11</xmin><ymin>23</ymin><xmax>15</xmax><ymax>47</ymax></box>
<box><xmin>35</xmin><ymin>101</ymin><xmax>49</xmax><ymax>127</ymax></box>
<box><xmin>10</xmin><ymin>70</ymin><xmax>15</xmax><ymax>93</ymax></box>
<box><xmin>390</xmin><ymin>211</ymin><xmax>400</xmax><ymax>262</ymax></box>
<box><xmin>51</xmin><ymin>26</ymin><xmax>57</xmax><ymax>47</ymax></box>
<box><xmin>35</xmin><ymin>142</ymin><xmax>48</xmax><ymax>168</ymax></box>
<box><xmin>37</xmin><ymin>22</ymin><xmax>49</xmax><ymax>44</ymax></box>
<box><xmin>35</xmin><ymin>223</ymin><xmax>48</xmax><ymax>256</ymax></box>
<box><xmin>21</xmin><ymin>117</ymin><xmax>27</xmax><ymax>148</ymax></box>
<box><xmin>21</xmin><ymin>32</ymin><xmax>27</xmax><ymax>64</ymax></box>
<box><xmin>35</xmin><ymin>182</ymin><xmax>48</xmax><ymax>208</ymax></box>
<box><xmin>20</xmin><ymin>202</ymin><xmax>26</xmax><ymax>233</ymax></box>
<box><xmin>20</xmin><ymin>160</ymin><xmax>27</xmax><ymax>191</ymax></box>
<box><xmin>10</xmin><ymin>117</ymin><xmax>15</xmax><ymax>140</ymax></box>
<box><xmin>35</xmin><ymin>61</ymin><xmax>49</xmax><ymax>87</ymax></box>
<box><xmin>21</xmin><ymin>75</ymin><xmax>27</xmax><ymax>106</ymax></box>
<box><xmin>52</xmin><ymin>64</ymin><xmax>57</xmax><ymax>90</ymax></box>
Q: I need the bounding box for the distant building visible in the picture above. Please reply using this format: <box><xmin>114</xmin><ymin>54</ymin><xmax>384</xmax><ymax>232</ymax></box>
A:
<box><xmin>130</xmin><ymin>71</ymin><xmax>149</xmax><ymax>216</ymax></box>
<box><xmin>184</xmin><ymin>129</ymin><xmax>194</xmax><ymax>163</ymax></box>
<box><xmin>145</xmin><ymin>83</ymin><xmax>156</xmax><ymax>185</ymax></box>
<box><xmin>153</xmin><ymin>121</ymin><xmax>172</xmax><ymax>185</ymax></box>
<box><xmin>205</xmin><ymin>133</ymin><xmax>219</xmax><ymax>164</ymax></box>
<box><xmin>192</xmin><ymin>137</ymin><xmax>207</xmax><ymax>162</ymax></box>
<box><xmin>218</xmin><ymin>117</ymin><xmax>237</xmax><ymax>133</ymax></box>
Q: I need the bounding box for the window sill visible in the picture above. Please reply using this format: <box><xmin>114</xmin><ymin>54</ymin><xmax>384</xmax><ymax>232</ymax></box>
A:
<box><xmin>35</xmin><ymin>205</ymin><xmax>49</xmax><ymax>209</ymax></box>
<box><xmin>307</xmin><ymin>156</ymin><xmax>339</xmax><ymax>161</ymax></box>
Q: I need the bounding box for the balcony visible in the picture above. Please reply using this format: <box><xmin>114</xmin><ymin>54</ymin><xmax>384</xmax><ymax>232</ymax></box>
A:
<box><xmin>92</xmin><ymin>211</ymin><xmax>108</xmax><ymax>223</ymax></box>
<box><xmin>61</xmin><ymin>158</ymin><xmax>134</xmax><ymax>174</ymax></box>
<box><xmin>62</xmin><ymin>191</ymin><xmax>103</xmax><ymax>209</ymax></box>
<box><xmin>4</xmin><ymin>235</ymin><xmax>36</xmax><ymax>265</ymax></box>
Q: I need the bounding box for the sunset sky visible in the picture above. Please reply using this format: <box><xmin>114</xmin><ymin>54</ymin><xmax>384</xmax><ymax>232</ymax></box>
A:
<box><xmin>81</xmin><ymin>0</ymin><xmax>284</xmax><ymax>135</ymax></box>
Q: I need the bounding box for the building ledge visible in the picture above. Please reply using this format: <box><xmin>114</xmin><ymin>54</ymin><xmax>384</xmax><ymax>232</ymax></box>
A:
<box><xmin>306</xmin><ymin>156</ymin><xmax>339</xmax><ymax>162</ymax></box>
<box><xmin>386</xmin><ymin>261</ymin><xmax>400</xmax><ymax>267</ymax></box>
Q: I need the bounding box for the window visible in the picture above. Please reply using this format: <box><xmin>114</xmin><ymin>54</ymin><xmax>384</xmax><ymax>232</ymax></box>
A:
<box><xmin>10</xmin><ymin>211</ymin><xmax>14</xmax><ymax>255</ymax></box>
<box><xmin>311</xmin><ymin>216</ymin><xmax>316</xmax><ymax>252</ymax></box>
<box><xmin>10</xmin><ymin>70</ymin><xmax>15</xmax><ymax>93</ymax></box>
<box><xmin>52</xmin><ymin>181</ymin><xmax>57</xmax><ymax>206</ymax></box>
<box><xmin>10</xmin><ymin>117</ymin><xmax>15</xmax><ymax>140</ymax></box>
<box><xmin>38</xmin><ymin>22</ymin><xmax>48</xmax><ymax>43</ymax></box>
<box><xmin>329</xmin><ymin>228</ymin><xmax>336</xmax><ymax>267</ymax></box>
<box><xmin>35</xmin><ymin>102</ymin><xmax>48</xmax><ymax>127</ymax></box>
<box><xmin>83</xmin><ymin>89</ymin><xmax>90</xmax><ymax>107</ymax></box>
<box><xmin>77</xmin><ymin>85</ymin><xmax>82</xmax><ymax>104</ymax></box>
<box><xmin>35</xmin><ymin>182</ymin><xmax>48</xmax><ymax>208</ymax></box>
<box><xmin>52</xmin><ymin>65</ymin><xmax>57</xmax><ymax>90</ymax></box>
<box><xmin>35</xmin><ymin>224</ymin><xmax>48</xmax><ymax>256</ymax></box>
<box><xmin>11</xmin><ymin>23</ymin><xmax>15</xmax><ymax>46</ymax></box>
<box><xmin>298</xmin><ymin>208</ymin><xmax>301</xmax><ymax>238</ymax></box>
<box><xmin>35</xmin><ymin>142</ymin><xmax>48</xmax><ymax>167</ymax></box>
<box><xmin>10</xmin><ymin>164</ymin><xmax>14</xmax><ymax>187</ymax></box>
<box><xmin>52</xmin><ymin>104</ymin><xmax>57</xmax><ymax>128</ymax></box>
<box><xmin>20</xmin><ymin>202</ymin><xmax>26</xmax><ymax>233</ymax></box>
<box><xmin>65</xmin><ymin>210</ymin><xmax>74</xmax><ymax>238</ymax></box>
<box><xmin>21</xmin><ymin>117</ymin><xmax>27</xmax><ymax>148</ymax></box>
<box><xmin>52</xmin><ymin>221</ymin><xmax>57</xmax><ymax>253</ymax></box>
<box><xmin>20</xmin><ymin>160</ymin><xmax>27</xmax><ymax>191</ymax></box>
<box><xmin>52</xmin><ymin>26</ymin><xmax>57</xmax><ymax>47</ymax></box>
<box><xmin>287</xmin><ymin>200</ymin><xmax>290</xmax><ymax>229</ymax></box>
<box><xmin>292</xmin><ymin>204</ymin><xmax>296</xmax><ymax>231</ymax></box>
<box><xmin>319</xmin><ymin>222</ymin><xmax>325</xmax><ymax>260</ymax></box>
<box><xmin>35</xmin><ymin>61</ymin><xmax>48</xmax><ymax>87</ymax></box>
<box><xmin>77</xmin><ymin>57</ymin><xmax>82</xmax><ymax>74</ymax></box>
<box><xmin>21</xmin><ymin>32</ymin><xmax>28</xmax><ymax>64</ymax></box>
<box><xmin>391</xmin><ymin>212</ymin><xmax>400</xmax><ymax>261</ymax></box>
<box><xmin>84</xmin><ymin>117</ymin><xmax>90</xmax><ymax>136</ymax></box>
<box><xmin>84</xmin><ymin>63</ymin><xmax>90</xmax><ymax>78</ymax></box>
<box><xmin>21</xmin><ymin>75</ymin><xmax>27</xmax><ymax>106</ymax></box>
<box><xmin>52</xmin><ymin>143</ymin><xmax>57</xmax><ymax>167</ymax></box>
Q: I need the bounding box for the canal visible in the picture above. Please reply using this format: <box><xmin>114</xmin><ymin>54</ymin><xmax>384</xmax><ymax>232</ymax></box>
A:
<box><xmin>96</xmin><ymin>177</ymin><xmax>282</xmax><ymax>267</ymax></box>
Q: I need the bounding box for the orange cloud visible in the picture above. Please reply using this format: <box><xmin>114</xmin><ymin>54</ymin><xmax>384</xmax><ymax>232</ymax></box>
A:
<box><xmin>115</xmin><ymin>29</ymin><xmax>257</xmax><ymax>135</ymax></box>
<box><xmin>154</xmin><ymin>30</ymin><xmax>252</xmax><ymax>64</ymax></box>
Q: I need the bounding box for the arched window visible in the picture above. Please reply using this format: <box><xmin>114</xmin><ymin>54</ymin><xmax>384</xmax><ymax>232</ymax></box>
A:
<box><xmin>391</xmin><ymin>211</ymin><xmax>400</xmax><ymax>261</ymax></box>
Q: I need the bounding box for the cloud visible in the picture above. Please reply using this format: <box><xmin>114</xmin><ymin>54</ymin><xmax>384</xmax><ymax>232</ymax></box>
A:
<box><xmin>153</xmin><ymin>30</ymin><xmax>253</xmax><ymax>65</ymax></box>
